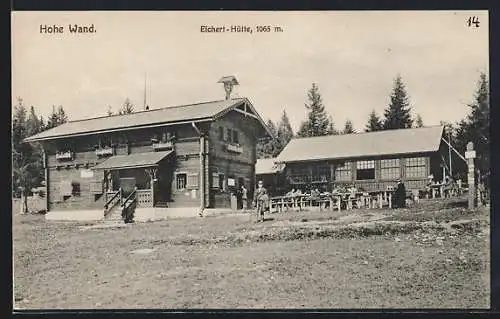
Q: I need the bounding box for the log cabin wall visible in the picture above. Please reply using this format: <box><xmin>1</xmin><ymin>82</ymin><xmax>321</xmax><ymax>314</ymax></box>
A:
<box><xmin>42</xmin><ymin>123</ymin><xmax>203</xmax><ymax>211</ymax></box>
<box><xmin>284</xmin><ymin>153</ymin><xmax>434</xmax><ymax>194</ymax></box>
<box><xmin>208</xmin><ymin>111</ymin><xmax>260</xmax><ymax>208</ymax></box>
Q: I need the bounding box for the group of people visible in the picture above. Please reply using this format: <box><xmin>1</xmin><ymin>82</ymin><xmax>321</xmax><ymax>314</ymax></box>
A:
<box><xmin>423</xmin><ymin>174</ymin><xmax>461</xmax><ymax>199</ymax></box>
<box><xmin>250</xmin><ymin>172</ymin><xmax>484</xmax><ymax>223</ymax></box>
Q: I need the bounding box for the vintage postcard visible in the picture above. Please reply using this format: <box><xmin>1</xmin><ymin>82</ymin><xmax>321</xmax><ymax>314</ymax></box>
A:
<box><xmin>12</xmin><ymin>10</ymin><xmax>490</xmax><ymax>309</ymax></box>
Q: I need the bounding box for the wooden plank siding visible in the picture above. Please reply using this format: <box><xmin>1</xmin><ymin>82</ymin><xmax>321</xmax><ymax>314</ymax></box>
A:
<box><xmin>40</xmin><ymin>108</ymin><xmax>263</xmax><ymax>211</ymax></box>
<box><xmin>284</xmin><ymin>153</ymin><xmax>434</xmax><ymax>194</ymax></box>
<box><xmin>208</xmin><ymin>111</ymin><xmax>260</xmax><ymax>208</ymax></box>
<box><xmin>42</xmin><ymin>123</ymin><xmax>203</xmax><ymax>211</ymax></box>
<box><xmin>168</xmin><ymin>154</ymin><xmax>201</xmax><ymax>208</ymax></box>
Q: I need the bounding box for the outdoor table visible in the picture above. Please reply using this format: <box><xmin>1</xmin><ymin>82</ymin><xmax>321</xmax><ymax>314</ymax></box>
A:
<box><xmin>367</xmin><ymin>190</ymin><xmax>393</xmax><ymax>209</ymax></box>
<box><xmin>430</xmin><ymin>183</ymin><xmax>445</xmax><ymax>199</ymax></box>
<box><xmin>325</xmin><ymin>193</ymin><xmax>342</xmax><ymax>211</ymax></box>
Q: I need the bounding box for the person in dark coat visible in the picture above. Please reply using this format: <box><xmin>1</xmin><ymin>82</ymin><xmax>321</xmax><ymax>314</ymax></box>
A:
<box><xmin>253</xmin><ymin>180</ymin><xmax>269</xmax><ymax>222</ymax></box>
<box><xmin>393</xmin><ymin>179</ymin><xmax>406</xmax><ymax>209</ymax></box>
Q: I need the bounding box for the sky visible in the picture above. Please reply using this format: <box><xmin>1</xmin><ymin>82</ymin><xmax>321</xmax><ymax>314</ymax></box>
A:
<box><xmin>11</xmin><ymin>11</ymin><xmax>489</xmax><ymax>132</ymax></box>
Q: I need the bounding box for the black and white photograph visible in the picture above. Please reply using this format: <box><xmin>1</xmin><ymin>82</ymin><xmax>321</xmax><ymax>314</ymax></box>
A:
<box><xmin>12</xmin><ymin>10</ymin><xmax>490</xmax><ymax>309</ymax></box>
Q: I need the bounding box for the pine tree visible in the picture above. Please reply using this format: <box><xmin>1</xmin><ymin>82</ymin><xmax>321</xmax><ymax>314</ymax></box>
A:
<box><xmin>297</xmin><ymin>83</ymin><xmax>332</xmax><ymax>137</ymax></box>
<box><xmin>276</xmin><ymin>110</ymin><xmax>294</xmax><ymax>151</ymax></box>
<box><xmin>12</xmin><ymin>98</ymin><xmax>44</xmax><ymax>212</ymax></box>
<box><xmin>365</xmin><ymin>109</ymin><xmax>383</xmax><ymax>132</ymax></box>
<box><xmin>383</xmin><ymin>75</ymin><xmax>414</xmax><ymax>130</ymax></box>
<box><xmin>118</xmin><ymin>98</ymin><xmax>135</xmax><ymax>115</ymax></box>
<box><xmin>414</xmin><ymin>114</ymin><xmax>424</xmax><ymax>128</ymax></box>
<box><xmin>455</xmin><ymin>72</ymin><xmax>489</xmax><ymax>180</ymax></box>
<box><xmin>57</xmin><ymin>105</ymin><xmax>68</xmax><ymax>124</ymax></box>
<box><xmin>342</xmin><ymin>119</ymin><xmax>356</xmax><ymax>134</ymax></box>
<box><xmin>27</xmin><ymin>106</ymin><xmax>43</xmax><ymax>136</ymax></box>
<box><xmin>326</xmin><ymin>115</ymin><xmax>338</xmax><ymax>135</ymax></box>
<box><xmin>46</xmin><ymin>105</ymin><xmax>69</xmax><ymax>129</ymax></box>
<box><xmin>257</xmin><ymin>119</ymin><xmax>279</xmax><ymax>159</ymax></box>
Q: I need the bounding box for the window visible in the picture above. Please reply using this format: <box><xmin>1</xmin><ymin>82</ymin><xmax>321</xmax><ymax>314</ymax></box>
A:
<box><xmin>335</xmin><ymin>162</ymin><xmax>352</xmax><ymax>181</ymax></box>
<box><xmin>356</xmin><ymin>160</ymin><xmax>375</xmax><ymax>180</ymax></box>
<box><xmin>71</xmin><ymin>182</ymin><xmax>81</xmax><ymax>197</ymax></box>
<box><xmin>312</xmin><ymin>165</ymin><xmax>330</xmax><ymax>182</ymax></box>
<box><xmin>232</xmin><ymin>130</ymin><xmax>239</xmax><ymax>144</ymax></box>
<box><xmin>226</xmin><ymin>128</ymin><xmax>232</xmax><ymax>143</ymax></box>
<box><xmin>219</xmin><ymin>173</ymin><xmax>225</xmax><ymax>190</ymax></box>
<box><xmin>98</xmin><ymin>135</ymin><xmax>112</xmax><ymax>148</ymax></box>
<box><xmin>212</xmin><ymin>172</ymin><xmax>220</xmax><ymax>189</ymax></box>
<box><xmin>187</xmin><ymin>173</ymin><xmax>199</xmax><ymax>189</ymax></box>
<box><xmin>218</xmin><ymin>127</ymin><xmax>224</xmax><ymax>141</ymax></box>
<box><xmin>405</xmin><ymin>157</ymin><xmax>427</xmax><ymax>178</ymax></box>
<box><xmin>380</xmin><ymin>159</ymin><xmax>401</xmax><ymax>180</ymax></box>
<box><xmin>289</xmin><ymin>166</ymin><xmax>310</xmax><ymax>184</ymax></box>
<box><xmin>176</xmin><ymin>173</ymin><xmax>187</xmax><ymax>190</ymax></box>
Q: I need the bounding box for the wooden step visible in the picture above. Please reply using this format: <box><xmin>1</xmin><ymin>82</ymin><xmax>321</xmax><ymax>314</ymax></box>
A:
<box><xmin>155</xmin><ymin>201</ymin><xmax>169</xmax><ymax>208</ymax></box>
<box><xmin>104</xmin><ymin>206</ymin><xmax>123</xmax><ymax>222</ymax></box>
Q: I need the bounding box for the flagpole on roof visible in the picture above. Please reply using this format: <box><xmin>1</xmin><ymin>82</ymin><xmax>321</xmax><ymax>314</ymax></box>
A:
<box><xmin>143</xmin><ymin>73</ymin><xmax>147</xmax><ymax>110</ymax></box>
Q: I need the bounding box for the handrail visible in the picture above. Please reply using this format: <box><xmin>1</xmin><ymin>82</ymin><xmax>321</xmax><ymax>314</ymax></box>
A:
<box><xmin>121</xmin><ymin>188</ymin><xmax>137</xmax><ymax>207</ymax></box>
<box><xmin>104</xmin><ymin>188</ymin><xmax>121</xmax><ymax>210</ymax></box>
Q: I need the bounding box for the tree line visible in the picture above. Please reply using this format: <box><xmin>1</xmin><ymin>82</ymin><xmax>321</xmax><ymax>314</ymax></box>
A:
<box><xmin>12</xmin><ymin>97</ymin><xmax>138</xmax><ymax>211</ymax></box>
<box><xmin>13</xmin><ymin>73</ymin><xmax>489</xmax><ymax>206</ymax></box>
<box><xmin>257</xmin><ymin>73</ymin><xmax>490</xmax><ymax>184</ymax></box>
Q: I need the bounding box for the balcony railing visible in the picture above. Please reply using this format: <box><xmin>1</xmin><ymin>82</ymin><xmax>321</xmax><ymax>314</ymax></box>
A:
<box><xmin>152</xmin><ymin>140</ymin><xmax>174</xmax><ymax>151</ymax></box>
<box><xmin>226</xmin><ymin>143</ymin><xmax>243</xmax><ymax>154</ymax></box>
<box><xmin>55</xmin><ymin>151</ymin><xmax>74</xmax><ymax>161</ymax></box>
<box><xmin>95</xmin><ymin>146</ymin><xmax>114</xmax><ymax>157</ymax></box>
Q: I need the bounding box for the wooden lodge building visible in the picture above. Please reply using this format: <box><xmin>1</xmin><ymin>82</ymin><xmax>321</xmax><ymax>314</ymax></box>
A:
<box><xmin>24</xmin><ymin>92</ymin><xmax>271</xmax><ymax>220</ymax></box>
<box><xmin>255</xmin><ymin>158</ymin><xmax>286</xmax><ymax>196</ymax></box>
<box><xmin>275</xmin><ymin>126</ymin><xmax>451</xmax><ymax>193</ymax></box>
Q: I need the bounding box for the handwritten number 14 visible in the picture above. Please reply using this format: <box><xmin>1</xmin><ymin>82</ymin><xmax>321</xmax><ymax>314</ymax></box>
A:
<box><xmin>467</xmin><ymin>16</ymin><xmax>480</xmax><ymax>28</ymax></box>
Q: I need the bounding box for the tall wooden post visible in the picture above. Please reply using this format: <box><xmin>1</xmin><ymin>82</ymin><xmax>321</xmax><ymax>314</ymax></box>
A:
<box><xmin>42</xmin><ymin>150</ymin><xmax>49</xmax><ymax>212</ymax></box>
<box><xmin>199</xmin><ymin>134</ymin><xmax>206</xmax><ymax>211</ymax></box>
<box><xmin>151</xmin><ymin>169</ymin><xmax>155</xmax><ymax>207</ymax></box>
<box><xmin>465</xmin><ymin>142</ymin><xmax>476</xmax><ymax>209</ymax></box>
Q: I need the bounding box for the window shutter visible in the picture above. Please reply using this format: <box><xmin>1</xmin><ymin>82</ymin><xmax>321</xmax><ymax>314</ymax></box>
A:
<box><xmin>212</xmin><ymin>172</ymin><xmax>220</xmax><ymax>189</ymax></box>
<box><xmin>187</xmin><ymin>173</ymin><xmax>199</xmax><ymax>189</ymax></box>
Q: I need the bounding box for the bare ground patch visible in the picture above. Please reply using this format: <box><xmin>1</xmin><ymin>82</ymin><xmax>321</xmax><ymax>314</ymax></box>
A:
<box><xmin>13</xmin><ymin>199</ymin><xmax>490</xmax><ymax>309</ymax></box>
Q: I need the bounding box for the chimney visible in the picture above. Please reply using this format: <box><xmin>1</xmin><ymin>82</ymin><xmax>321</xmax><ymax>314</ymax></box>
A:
<box><xmin>218</xmin><ymin>75</ymin><xmax>239</xmax><ymax>100</ymax></box>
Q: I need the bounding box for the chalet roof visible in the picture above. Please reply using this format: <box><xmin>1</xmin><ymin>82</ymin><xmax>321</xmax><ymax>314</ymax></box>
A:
<box><xmin>92</xmin><ymin>150</ymin><xmax>174</xmax><ymax>170</ymax></box>
<box><xmin>277</xmin><ymin>126</ymin><xmax>445</xmax><ymax>163</ymax></box>
<box><xmin>24</xmin><ymin>97</ymin><xmax>270</xmax><ymax>142</ymax></box>
<box><xmin>256</xmin><ymin>158</ymin><xmax>286</xmax><ymax>175</ymax></box>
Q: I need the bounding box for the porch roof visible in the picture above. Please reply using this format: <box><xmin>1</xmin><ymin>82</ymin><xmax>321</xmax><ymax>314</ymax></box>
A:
<box><xmin>92</xmin><ymin>150</ymin><xmax>173</xmax><ymax>170</ymax></box>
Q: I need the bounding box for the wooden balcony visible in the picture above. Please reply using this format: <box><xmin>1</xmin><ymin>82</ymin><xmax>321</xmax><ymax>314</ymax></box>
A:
<box><xmin>226</xmin><ymin>143</ymin><xmax>243</xmax><ymax>154</ymax></box>
<box><xmin>95</xmin><ymin>146</ymin><xmax>114</xmax><ymax>157</ymax></box>
<box><xmin>152</xmin><ymin>140</ymin><xmax>174</xmax><ymax>151</ymax></box>
<box><xmin>55</xmin><ymin>151</ymin><xmax>74</xmax><ymax>161</ymax></box>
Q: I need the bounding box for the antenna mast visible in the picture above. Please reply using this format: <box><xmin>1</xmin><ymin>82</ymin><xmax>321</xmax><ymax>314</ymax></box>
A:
<box><xmin>143</xmin><ymin>73</ymin><xmax>147</xmax><ymax>110</ymax></box>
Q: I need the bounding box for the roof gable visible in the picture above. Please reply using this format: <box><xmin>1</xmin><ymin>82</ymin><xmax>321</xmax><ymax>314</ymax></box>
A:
<box><xmin>256</xmin><ymin>157</ymin><xmax>285</xmax><ymax>175</ymax></box>
<box><xmin>277</xmin><ymin>126</ymin><xmax>444</xmax><ymax>163</ymax></box>
<box><xmin>24</xmin><ymin>98</ymin><xmax>271</xmax><ymax>142</ymax></box>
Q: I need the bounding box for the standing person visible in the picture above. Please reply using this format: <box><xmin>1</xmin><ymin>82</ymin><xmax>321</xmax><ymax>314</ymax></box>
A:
<box><xmin>253</xmin><ymin>180</ymin><xmax>269</xmax><ymax>223</ymax></box>
<box><xmin>235</xmin><ymin>185</ymin><xmax>242</xmax><ymax>210</ymax></box>
<box><xmin>241</xmin><ymin>184</ymin><xmax>248</xmax><ymax>210</ymax></box>
<box><xmin>393</xmin><ymin>179</ymin><xmax>406</xmax><ymax>208</ymax></box>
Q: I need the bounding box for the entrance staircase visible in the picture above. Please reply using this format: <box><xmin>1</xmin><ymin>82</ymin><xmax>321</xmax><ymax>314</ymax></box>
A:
<box><xmin>103</xmin><ymin>188</ymin><xmax>138</xmax><ymax>224</ymax></box>
<box><xmin>104</xmin><ymin>205</ymin><xmax>123</xmax><ymax>223</ymax></box>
